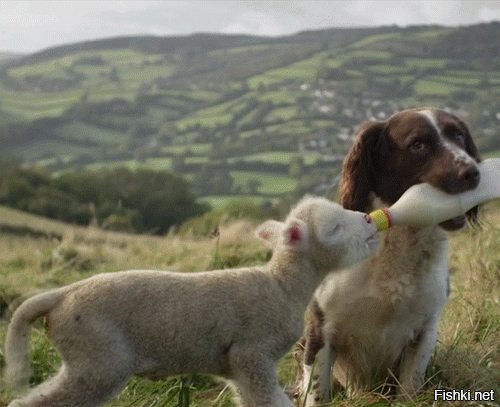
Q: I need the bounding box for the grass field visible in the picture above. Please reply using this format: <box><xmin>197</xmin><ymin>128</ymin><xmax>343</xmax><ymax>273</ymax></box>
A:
<box><xmin>228</xmin><ymin>151</ymin><xmax>321</xmax><ymax>166</ymax></box>
<box><xmin>198</xmin><ymin>195</ymin><xmax>281</xmax><ymax>210</ymax></box>
<box><xmin>1</xmin><ymin>200</ymin><xmax>499</xmax><ymax>406</ymax></box>
<box><xmin>54</xmin><ymin>121</ymin><xmax>125</xmax><ymax>144</ymax></box>
<box><xmin>413</xmin><ymin>79</ymin><xmax>462</xmax><ymax>96</ymax></box>
<box><xmin>161</xmin><ymin>143</ymin><xmax>212</xmax><ymax>155</ymax></box>
<box><xmin>11</xmin><ymin>140</ymin><xmax>96</xmax><ymax>162</ymax></box>
<box><xmin>229</xmin><ymin>171</ymin><xmax>299</xmax><ymax>195</ymax></box>
<box><xmin>86</xmin><ymin>157</ymin><xmax>174</xmax><ymax>172</ymax></box>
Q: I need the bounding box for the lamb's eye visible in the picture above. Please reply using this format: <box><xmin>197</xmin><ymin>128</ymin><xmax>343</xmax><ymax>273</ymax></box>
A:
<box><xmin>325</xmin><ymin>224</ymin><xmax>342</xmax><ymax>237</ymax></box>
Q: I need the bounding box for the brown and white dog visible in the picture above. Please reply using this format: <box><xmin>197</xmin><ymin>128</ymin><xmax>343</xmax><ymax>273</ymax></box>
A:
<box><xmin>295</xmin><ymin>107</ymin><xmax>481</xmax><ymax>405</ymax></box>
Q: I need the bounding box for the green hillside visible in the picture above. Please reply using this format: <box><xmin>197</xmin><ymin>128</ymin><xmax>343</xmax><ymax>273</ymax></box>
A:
<box><xmin>2</xmin><ymin>22</ymin><xmax>500</xmax><ymax>210</ymax></box>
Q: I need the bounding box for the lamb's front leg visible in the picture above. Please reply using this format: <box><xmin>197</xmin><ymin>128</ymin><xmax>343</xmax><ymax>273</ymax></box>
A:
<box><xmin>229</xmin><ymin>348</ymin><xmax>294</xmax><ymax>407</ymax></box>
<box><xmin>398</xmin><ymin>321</ymin><xmax>439</xmax><ymax>400</ymax></box>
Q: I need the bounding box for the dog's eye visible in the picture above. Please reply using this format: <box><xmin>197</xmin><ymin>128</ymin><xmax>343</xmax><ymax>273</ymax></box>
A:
<box><xmin>409</xmin><ymin>140</ymin><xmax>427</xmax><ymax>153</ymax></box>
<box><xmin>452</xmin><ymin>132</ymin><xmax>465</xmax><ymax>146</ymax></box>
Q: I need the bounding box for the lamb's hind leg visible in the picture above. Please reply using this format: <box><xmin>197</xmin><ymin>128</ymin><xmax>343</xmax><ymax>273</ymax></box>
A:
<box><xmin>7</xmin><ymin>361</ymin><xmax>133</xmax><ymax>407</ymax></box>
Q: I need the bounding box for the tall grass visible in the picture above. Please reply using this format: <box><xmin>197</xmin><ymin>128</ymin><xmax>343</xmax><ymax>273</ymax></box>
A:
<box><xmin>1</xmin><ymin>203</ymin><xmax>500</xmax><ymax>406</ymax></box>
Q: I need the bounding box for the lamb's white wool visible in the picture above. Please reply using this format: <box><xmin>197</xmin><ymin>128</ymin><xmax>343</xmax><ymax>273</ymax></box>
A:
<box><xmin>3</xmin><ymin>196</ymin><xmax>379</xmax><ymax>407</ymax></box>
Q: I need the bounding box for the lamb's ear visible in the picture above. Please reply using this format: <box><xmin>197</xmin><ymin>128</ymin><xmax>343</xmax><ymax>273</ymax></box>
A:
<box><xmin>282</xmin><ymin>219</ymin><xmax>309</xmax><ymax>252</ymax></box>
<box><xmin>255</xmin><ymin>220</ymin><xmax>284</xmax><ymax>249</ymax></box>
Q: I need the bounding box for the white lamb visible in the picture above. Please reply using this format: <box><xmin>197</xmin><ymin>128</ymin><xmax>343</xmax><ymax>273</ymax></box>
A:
<box><xmin>3</xmin><ymin>196</ymin><xmax>379</xmax><ymax>407</ymax></box>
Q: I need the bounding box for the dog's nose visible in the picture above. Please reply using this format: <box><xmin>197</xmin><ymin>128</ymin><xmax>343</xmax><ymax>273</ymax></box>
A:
<box><xmin>459</xmin><ymin>165</ymin><xmax>480</xmax><ymax>190</ymax></box>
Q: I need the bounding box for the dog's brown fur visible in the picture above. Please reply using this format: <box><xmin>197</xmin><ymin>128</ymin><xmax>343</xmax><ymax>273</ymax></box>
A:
<box><xmin>296</xmin><ymin>108</ymin><xmax>481</xmax><ymax>406</ymax></box>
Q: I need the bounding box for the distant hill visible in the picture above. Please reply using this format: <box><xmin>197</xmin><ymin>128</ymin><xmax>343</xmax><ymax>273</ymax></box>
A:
<box><xmin>1</xmin><ymin>21</ymin><xmax>500</xmax><ymax>210</ymax></box>
<box><xmin>0</xmin><ymin>52</ymin><xmax>24</xmax><ymax>65</ymax></box>
<box><xmin>3</xmin><ymin>27</ymin><xmax>395</xmax><ymax>70</ymax></box>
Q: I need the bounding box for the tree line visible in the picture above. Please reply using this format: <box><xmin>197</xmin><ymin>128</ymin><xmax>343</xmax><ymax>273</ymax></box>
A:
<box><xmin>0</xmin><ymin>160</ymin><xmax>208</xmax><ymax>234</ymax></box>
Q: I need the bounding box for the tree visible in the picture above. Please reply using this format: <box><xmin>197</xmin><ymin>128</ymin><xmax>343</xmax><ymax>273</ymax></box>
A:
<box><xmin>289</xmin><ymin>156</ymin><xmax>304</xmax><ymax>178</ymax></box>
<box><xmin>247</xmin><ymin>179</ymin><xmax>262</xmax><ymax>195</ymax></box>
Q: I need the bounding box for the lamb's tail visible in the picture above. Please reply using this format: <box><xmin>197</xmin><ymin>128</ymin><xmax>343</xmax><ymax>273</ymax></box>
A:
<box><xmin>3</xmin><ymin>288</ymin><xmax>65</xmax><ymax>388</ymax></box>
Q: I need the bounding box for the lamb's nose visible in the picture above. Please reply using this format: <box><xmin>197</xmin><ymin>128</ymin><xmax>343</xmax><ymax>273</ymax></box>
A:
<box><xmin>364</xmin><ymin>214</ymin><xmax>372</xmax><ymax>223</ymax></box>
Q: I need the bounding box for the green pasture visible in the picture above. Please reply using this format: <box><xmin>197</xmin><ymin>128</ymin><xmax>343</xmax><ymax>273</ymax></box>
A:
<box><xmin>445</xmin><ymin>69</ymin><xmax>500</xmax><ymax>78</ymax></box>
<box><xmin>86</xmin><ymin>157</ymin><xmax>173</xmax><ymax>172</ymax></box>
<box><xmin>198</xmin><ymin>195</ymin><xmax>280</xmax><ymax>209</ymax></box>
<box><xmin>0</xmin><ymin>87</ymin><xmax>83</xmax><ymax>119</ymax></box>
<box><xmin>406</xmin><ymin>58</ymin><xmax>449</xmax><ymax>69</ymax></box>
<box><xmin>337</xmin><ymin>49</ymin><xmax>393</xmax><ymax>61</ymax></box>
<box><xmin>413</xmin><ymin>79</ymin><xmax>462</xmax><ymax>96</ymax></box>
<box><xmin>208</xmin><ymin>44</ymin><xmax>272</xmax><ymax>56</ymax></box>
<box><xmin>367</xmin><ymin>65</ymin><xmax>412</xmax><ymax>75</ymax></box>
<box><xmin>265</xmin><ymin>64</ymin><xmax>317</xmax><ymax>81</ymax></box>
<box><xmin>228</xmin><ymin>151</ymin><xmax>321</xmax><ymax>166</ymax></box>
<box><xmin>264</xmin><ymin>106</ymin><xmax>297</xmax><ymax>122</ymax></box>
<box><xmin>430</xmin><ymin>75</ymin><xmax>484</xmax><ymax>86</ymax></box>
<box><xmin>229</xmin><ymin>171</ymin><xmax>299</xmax><ymax>195</ymax></box>
<box><xmin>54</xmin><ymin>122</ymin><xmax>125</xmax><ymax>144</ymax></box>
<box><xmin>119</xmin><ymin>64</ymin><xmax>176</xmax><ymax>83</ymax></box>
<box><xmin>185</xmin><ymin>156</ymin><xmax>209</xmax><ymax>165</ymax></box>
<box><xmin>238</xmin><ymin>107</ymin><xmax>260</xmax><ymax>127</ymax></box>
<box><xmin>247</xmin><ymin>74</ymin><xmax>285</xmax><ymax>90</ymax></box>
<box><xmin>0</xmin><ymin>109</ymin><xmax>21</xmax><ymax>125</ymax></box>
<box><xmin>290</xmin><ymin>51</ymin><xmax>329</xmax><ymax>69</ymax></box>
<box><xmin>8</xmin><ymin>49</ymin><xmax>157</xmax><ymax>78</ymax></box>
<box><xmin>245</xmin><ymin>53</ymin><xmax>323</xmax><ymax>90</ymax></box>
<box><xmin>175</xmin><ymin>97</ymin><xmax>246</xmax><ymax>130</ymax></box>
<box><xmin>257</xmin><ymin>91</ymin><xmax>297</xmax><ymax>104</ymax></box>
<box><xmin>10</xmin><ymin>140</ymin><xmax>94</xmax><ymax>161</ymax></box>
<box><xmin>350</xmin><ymin>32</ymin><xmax>403</xmax><ymax>48</ymax></box>
<box><xmin>411</xmin><ymin>28</ymin><xmax>451</xmax><ymax>39</ymax></box>
<box><xmin>265</xmin><ymin>120</ymin><xmax>311</xmax><ymax>135</ymax></box>
<box><xmin>239</xmin><ymin>129</ymin><xmax>263</xmax><ymax>139</ymax></box>
<box><xmin>73</xmin><ymin>64</ymin><xmax>111</xmax><ymax>77</ymax></box>
<box><xmin>2</xmin><ymin>48</ymin><xmax>179</xmax><ymax>120</ymax></box>
<box><xmin>176</xmin><ymin>112</ymin><xmax>233</xmax><ymax>130</ymax></box>
<box><xmin>161</xmin><ymin>143</ymin><xmax>212</xmax><ymax>155</ymax></box>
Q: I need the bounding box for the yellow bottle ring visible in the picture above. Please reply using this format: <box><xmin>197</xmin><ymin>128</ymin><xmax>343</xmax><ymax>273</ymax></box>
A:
<box><xmin>369</xmin><ymin>209</ymin><xmax>392</xmax><ymax>231</ymax></box>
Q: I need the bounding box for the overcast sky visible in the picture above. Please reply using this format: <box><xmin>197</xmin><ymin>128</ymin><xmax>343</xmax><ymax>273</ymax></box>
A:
<box><xmin>2</xmin><ymin>0</ymin><xmax>500</xmax><ymax>54</ymax></box>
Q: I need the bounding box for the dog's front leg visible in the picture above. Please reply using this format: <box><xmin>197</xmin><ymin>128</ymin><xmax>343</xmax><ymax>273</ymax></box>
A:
<box><xmin>295</xmin><ymin>300</ymin><xmax>334</xmax><ymax>407</ymax></box>
<box><xmin>301</xmin><ymin>343</ymin><xmax>334</xmax><ymax>407</ymax></box>
<box><xmin>398</xmin><ymin>321</ymin><xmax>439</xmax><ymax>400</ymax></box>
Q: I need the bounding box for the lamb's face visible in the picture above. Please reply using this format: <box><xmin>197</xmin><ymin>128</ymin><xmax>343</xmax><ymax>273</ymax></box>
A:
<box><xmin>310</xmin><ymin>200</ymin><xmax>380</xmax><ymax>270</ymax></box>
<box><xmin>256</xmin><ymin>197</ymin><xmax>380</xmax><ymax>271</ymax></box>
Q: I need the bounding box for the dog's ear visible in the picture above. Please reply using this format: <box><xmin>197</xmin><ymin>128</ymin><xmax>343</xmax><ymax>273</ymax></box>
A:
<box><xmin>338</xmin><ymin>121</ymin><xmax>388</xmax><ymax>211</ymax></box>
<box><xmin>457</xmin><ymin>117</ymin><xmax>481</xmax><ymax>164</ymax></box>
<box><xmin>456</xmin><ymin>117</ymin><xmax>482</xmax><ymax>226</ymax></box>
<box><xmin>255</xmin><ymin>220</ymin><xmax>284</xmax><ymax>249</ymax></box>
<box><xmin>282</xmin><ymin>219</ymin><xmax>309</xmax><ymax>252</ymax></box>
